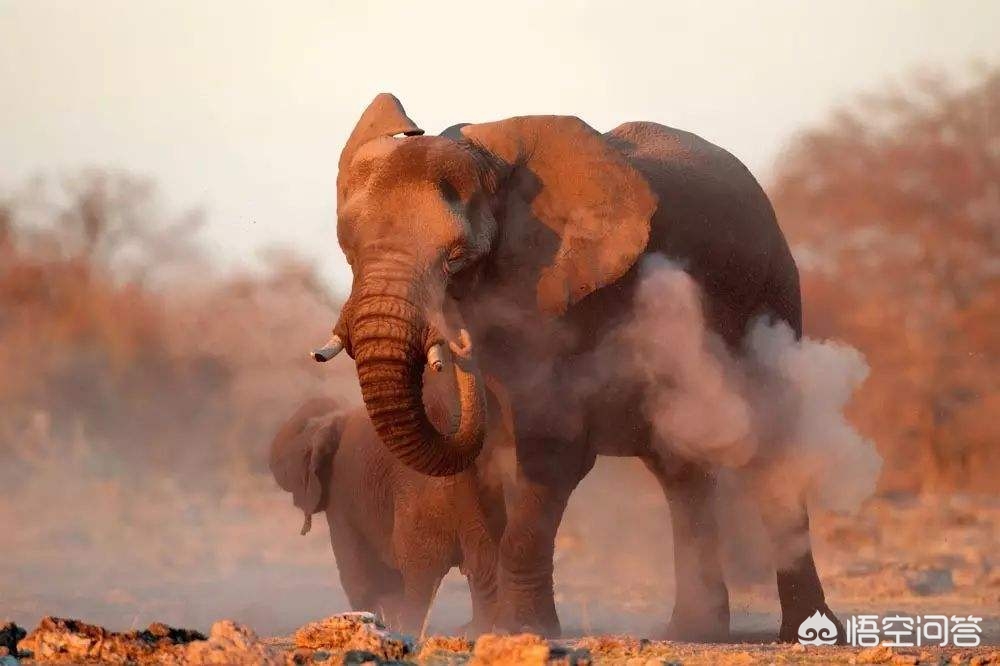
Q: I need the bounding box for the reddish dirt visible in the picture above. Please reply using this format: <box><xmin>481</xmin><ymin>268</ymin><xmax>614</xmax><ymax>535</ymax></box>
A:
<box><xmin>5</xmin><ymin>614</ymin><xmax>999</xmax><ymax>664</ymax></box>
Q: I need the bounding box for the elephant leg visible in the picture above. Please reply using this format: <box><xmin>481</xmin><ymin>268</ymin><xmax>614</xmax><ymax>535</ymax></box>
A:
<box><xmin>457</xmin><ymin>495</ymin><xmax>500</xmax><ymax>635</ymax></box>
<box><xmin>463</xmin><ymin>560</ymin><xmax>499</xmax><ymax>636</ymax></box>
<box><xmin>327</xmin><ymin>512</ymin><xmax>403</xmax><ymax>622</ymax></box>
<box><xmin>643</xmin><ymin>455</ymin><xmax>731</xmax><ymax>642</ymax></box>
<box><xmin>396</xmin><ymin>566</ymin><xmax>447</xmax><ymax>637</ymax></box>
<box><xmin>760</xmin><ymin>501</ymin><xmax>843</xmax><ymax>643</ymax></box>
<box><xmin>393</xmin><ymin>508</ymin><xmax>454</xmax><ymax>636</ymax></box>
<box><xmin>496</xmin><ymin>438</ymin><xmax>595</xmax><ymax>637</ymax></box>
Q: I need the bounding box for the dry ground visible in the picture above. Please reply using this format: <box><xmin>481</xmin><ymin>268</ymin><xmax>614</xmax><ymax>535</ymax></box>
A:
<box><xmin>4</xmin><ymin>613</ymin><xmax>999</xmax><ymax>664</ymax></box>
<box><xmin>3</xmin><ymin>458</ymin><xmax>998</xmax><ymax>663</ymax></box>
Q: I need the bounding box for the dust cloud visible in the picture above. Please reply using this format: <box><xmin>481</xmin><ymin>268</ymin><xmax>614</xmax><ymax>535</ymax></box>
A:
<box><xmin>615</xmin><ymin>254</ymin><xmax>882</xmax><ymax>522</ymax></box>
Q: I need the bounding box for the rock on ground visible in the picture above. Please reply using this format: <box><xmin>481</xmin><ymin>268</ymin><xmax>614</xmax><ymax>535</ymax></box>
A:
<box><xmin>16</xmin><ymin>616</ymin><xmax>204</xmax><ymax>663</ymax></box>
<box><xmin>0</xmin><ymin>622</ymin><xmax>26</xmax><ymax>657</ymax></box>
<box><xmin>291</xmin><ymin>612</ymin><xmax>415</xmax><ymax>662</ymax></box>
<box><xmin>176</xmin><ymin>620</ymin><xmax>283</xmax><ymax>665</ymax></box>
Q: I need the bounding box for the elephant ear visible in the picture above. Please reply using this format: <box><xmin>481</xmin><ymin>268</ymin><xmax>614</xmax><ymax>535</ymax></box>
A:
<box><xmin>460</xmin><ymin>116</ymin><xmax>657</xmax><ymax>316</ymax></box>
<box><xmin>269</xmin><ymin>398</ymin><xmax>346</xmax><ymax>535</ymax></box>
<box><xmin>337</xmin><ymin>93</ymin><xmax>424</xmax><ymax>207</ymax></box>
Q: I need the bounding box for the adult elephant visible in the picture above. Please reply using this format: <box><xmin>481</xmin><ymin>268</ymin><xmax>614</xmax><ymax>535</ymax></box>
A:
<box><xmin>313</xmin><ymin>93</ymin><xmax>840</xmax><ymax>641</ymax></box>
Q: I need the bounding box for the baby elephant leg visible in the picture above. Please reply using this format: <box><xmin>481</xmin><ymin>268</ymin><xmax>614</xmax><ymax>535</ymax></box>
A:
<box><xmin>394</xmin><ymin>510</ymin><xmax>454</xmax><ymax>636</ymax></box>
<box><xmin>328</xmin><ymin>513</ymin><xmax>403</xmax><ymax>622</ymax></box>
<box><xmin>457</xmin><ymin>482</ymin><xmax>502</xmax><ymax>635</ymax></box>
<box><xmin>395</xmin><ymin>567</ymin><xmax>446</xmax><ymax>637</ymax></box>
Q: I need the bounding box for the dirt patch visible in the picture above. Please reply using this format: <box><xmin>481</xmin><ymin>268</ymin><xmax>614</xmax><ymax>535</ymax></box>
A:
<box><xmin>471</xmin><ymin>634</ymin><xmax>550</xmax><ymax>665</ymax></box>
<box><xmin>8</xmin><ymin>614</ymin><xmax>1000</xmax><ymax>665</ymax></box>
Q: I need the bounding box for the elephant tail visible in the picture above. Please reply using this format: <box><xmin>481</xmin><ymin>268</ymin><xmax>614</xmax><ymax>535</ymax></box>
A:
<box><xmin>269</xmin><ymin>397</ymin><xmax>346</xmax><ymax>535</ymax></box>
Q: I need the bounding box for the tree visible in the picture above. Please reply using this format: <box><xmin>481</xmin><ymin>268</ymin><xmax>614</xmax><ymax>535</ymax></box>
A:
<box><xmin>9</xmin><ymin>169</ymin><xmax>205</xmax><ymax>285</ymax></box>
<box><xmin>771</xmin><ymin>66</ymin><xmax>1000</xmax><ymax>493</ymax></box>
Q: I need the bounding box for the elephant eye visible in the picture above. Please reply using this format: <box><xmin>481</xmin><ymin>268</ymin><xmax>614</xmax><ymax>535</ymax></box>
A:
<box><xmin>445</xmin><ymin>246</ymin><xmax>467</xmax><ymax>274</ymax></box>
<box><xmin>438</xmin><ymin>180</ymin><xmax>461</xmax><ymax>205</ymax></box>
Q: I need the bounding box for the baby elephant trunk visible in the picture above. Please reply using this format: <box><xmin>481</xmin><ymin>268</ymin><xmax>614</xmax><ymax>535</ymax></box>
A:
<box><xmin>268</xmin><ymin>398</ymin><xmax>345</xmax><ymax>535</ymax></box>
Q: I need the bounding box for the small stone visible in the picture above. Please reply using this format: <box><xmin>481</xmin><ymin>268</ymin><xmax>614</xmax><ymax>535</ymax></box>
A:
<box><xmin>290</xmin><ymin>646</ymin><xmax>315</xmax><ymax>664</ymax></box>
<box><xmin>0</xmin><ymin>623</ymin><xmax>25</xmax><ymax>657</ymax></box>
<box><xmin>181</xmin><ymin>620</ymin><xmax>282</xmax><ymax>665</ymax></box>
<box><xmin>471</xmin><ymin>633</ymin><xmax>549</xmax><ymax>666</ymax></box>
<box><xmin>420</xmin><ymin>636</ymin><xmax>474</xmax><ymax>655</ymax></box>
<box><xmin>905</xmin><ymin>568</ymin><xmax>955</xmax><ymax>596</ymax></box>
<box><xmin>342</xmin><ymin>649</ymin><xmax>381</xmax><ymax>665</ymax></box>
<box><xmin>856</xmin><ymin>644</ymin><xmax>895</xmax><ymax>663</ymax></box>
<box><xmin>147</xmin><ymin>622</ymin><xmax>172</xmax><ymax>639</ymax></box>
<box><xmin>140</xmin><ymin>622</ymin><xmax>205</xmax><ymax>647</ymax></box>
<box><xmin>574</xmin><ymin>636</ymin><xmax>646</xmax><ymax>661</ymax></box>
<box><xmin>546</xmin><ymin>644</ymin><xmax>592</xmax><ymax>665</ymax></box>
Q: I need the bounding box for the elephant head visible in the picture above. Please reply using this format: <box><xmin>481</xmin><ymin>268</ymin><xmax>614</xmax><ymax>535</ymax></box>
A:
<box><xmin>269</xmin><ymin>397</ymin><xmax>347</xmax><ymax>535</ymax></box>
<box><xmin>315</xmin><ymin>93</ymin><xmax>657</xmax><ymax>476</ymax></box>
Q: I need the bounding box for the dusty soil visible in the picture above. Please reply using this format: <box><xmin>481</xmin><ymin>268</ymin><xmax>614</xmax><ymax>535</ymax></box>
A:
<box><xmin>4</xmin><ymin>613</ymin><xmax>999</xmax><ymax>665</ymax></box>
<box><xmin>3</xmin><ymin>459</ymin><xmax>998</xmax><ymax>663</ymax></box>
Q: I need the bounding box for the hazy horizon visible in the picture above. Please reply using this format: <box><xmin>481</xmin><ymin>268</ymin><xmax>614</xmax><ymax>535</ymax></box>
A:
<box><xmin>3</xmin><ymin>0</ymin><xmax>998</xmax><ymax>293</ymax></box>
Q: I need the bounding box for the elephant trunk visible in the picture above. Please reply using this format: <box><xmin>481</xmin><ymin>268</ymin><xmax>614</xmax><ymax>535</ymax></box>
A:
<box><xmin>351</xmin><ymin>279</ymin><xmax>486</xmax><ymax>477</ymax></box>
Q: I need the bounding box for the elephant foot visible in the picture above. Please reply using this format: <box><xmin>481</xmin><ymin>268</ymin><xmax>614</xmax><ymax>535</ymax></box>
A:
<box><xmin>778</xmin><ymin>602</ymin><xmax>845</xmax><ymax>645</ymax></box>
<box><xmin>495</xmin><ymin>612</ymin><xmax>561</xmax><ymax>638</ymax></box>
<box><xmin>495</xmin><ymin>594</ymin><xmax>561</xmax><ymax>638</ymax></box>
<box><xmin>457</xmin><ymin>617</ymin><xmax>495</xmax><ymax>639</ymax></box>
<box><xmin>663</xmin><ymin>599</ymin><xmax>731</xmax><ymax>643</ymax></box>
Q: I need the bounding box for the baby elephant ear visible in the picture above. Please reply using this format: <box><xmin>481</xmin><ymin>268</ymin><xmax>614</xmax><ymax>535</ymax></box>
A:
<box><xmin>269</xmin><ymin>398</ymin><xmax>343</xmax><ymax>533</ymax></box>
<box><xmin>297</xmin><ymin>412</ymin><xmax>343</xmax><ymax>534</ymax></box>
<box><xmin>338</xmin><ymin>93</ymin><xmax>424</xmax><ymax>205</ymax></box>
<box><xmin>461</xmin><ymin>116</ymin><xmax>656</xmax><ymax>316</ymax></box>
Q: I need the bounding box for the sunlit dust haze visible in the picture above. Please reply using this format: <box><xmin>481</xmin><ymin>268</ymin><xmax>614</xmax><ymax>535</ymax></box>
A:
<box><xmin>1</xmin><ymin>0</ymin><xmax>998</xmax><ymax>644</ymax></box>
<box><xmin>615</xmin><ymin>256</ymin><xmax>882</xmax><ymax>525</ymax></box>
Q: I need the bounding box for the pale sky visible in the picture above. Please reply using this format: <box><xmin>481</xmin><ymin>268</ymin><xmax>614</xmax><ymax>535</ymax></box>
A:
<box><xmin>2</xmin><ymin>0</ymin><xmax>998</xmax><ymax>292</ymax></box>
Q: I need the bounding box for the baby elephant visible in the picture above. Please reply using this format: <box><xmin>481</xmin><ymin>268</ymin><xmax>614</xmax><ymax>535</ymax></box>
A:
<box><xmin>269</xmin><ymin>382</ymin><xmax>512</xmax><ymax>636</ymax></box>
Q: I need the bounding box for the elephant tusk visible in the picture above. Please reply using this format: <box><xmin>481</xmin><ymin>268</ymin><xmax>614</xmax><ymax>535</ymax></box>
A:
<box><xmin>448</xmin><ymin>328</ymin><xmax>473</xmax><ymax>360</ymax></box>
<box><xmin>300</xmin><ymin>513</ymin><xmax>312</xmax><ymax>535</ymax></box>
<box><xmin>311</xmin><ymin>335</ymin><xmax>344</xmax><ymax>363</ymax></box>
<box><xmin>427</xmin><ymin>343</ymin><xmax>446</xmax><ymax>372</ymax></box>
